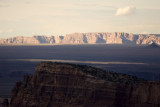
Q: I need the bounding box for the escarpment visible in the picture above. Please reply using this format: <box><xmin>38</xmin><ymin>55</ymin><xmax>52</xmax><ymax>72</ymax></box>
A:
<box><xmin>9</xmin><ymin>62</ymin><xmax>160</xmax><ymax>107</ymax></box>
<box><xmin>1</xmin><ymin>32</ymin><xmax>160</xmax><ymax>45</ymax></box>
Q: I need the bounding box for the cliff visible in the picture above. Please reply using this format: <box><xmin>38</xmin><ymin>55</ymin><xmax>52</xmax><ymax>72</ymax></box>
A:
<box><xmin>8</xmin><ymin>62</ymin><xmax>160</xmax><ymax>107</ymax></box>
<box><xmin>0</xmin><ymin>32</ymin><xmax>160</xmax><ymax>45</ymax></box>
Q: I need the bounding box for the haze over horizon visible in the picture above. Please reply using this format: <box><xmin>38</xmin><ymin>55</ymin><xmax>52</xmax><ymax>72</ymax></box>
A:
<box><xmin>0</xmin><ymin>0</ymin><xmax>160</xmax><ymax>38</ymax></box>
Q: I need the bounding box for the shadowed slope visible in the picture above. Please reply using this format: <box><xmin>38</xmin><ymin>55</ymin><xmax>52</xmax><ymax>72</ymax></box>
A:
<box><xmin>9</xmin><ymin>62</ymin><xmax>160</xmax><ymax>107</ymax></box>
<box><xmin>147</xmin><ymin>42</ymin><xmax>160</xmax><ymax>48</ymax></box>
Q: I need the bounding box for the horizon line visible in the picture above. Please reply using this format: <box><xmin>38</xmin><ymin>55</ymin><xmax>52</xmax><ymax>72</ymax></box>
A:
<box><xmin>1</xmin><ymin>32</ymin><xmax>160</xmax><ymax>39</ymax></box>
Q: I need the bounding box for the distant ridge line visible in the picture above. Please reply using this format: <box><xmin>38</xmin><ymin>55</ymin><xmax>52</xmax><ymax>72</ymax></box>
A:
<box><xmin>0</xmin><ymin>32</ymin><xmax>160</xmax><ymax>45</ymax></box>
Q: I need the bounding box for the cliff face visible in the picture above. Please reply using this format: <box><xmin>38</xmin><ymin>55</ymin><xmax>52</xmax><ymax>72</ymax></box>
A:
<box><xmin>9</xmin><ymin>62</ymin><xmax>160</xmax><ymax>107</ymax></box>
<box><xmin>1</xmin><ymin>32</ymin><xmax>160</xmax><ymax>45</ymax></box>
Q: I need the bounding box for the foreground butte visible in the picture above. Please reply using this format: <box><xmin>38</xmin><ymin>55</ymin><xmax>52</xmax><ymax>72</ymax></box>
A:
<box><xmin>5</xmin><ymin>62</ymin><xmax>160</xmax><ymax>107</ymax></box>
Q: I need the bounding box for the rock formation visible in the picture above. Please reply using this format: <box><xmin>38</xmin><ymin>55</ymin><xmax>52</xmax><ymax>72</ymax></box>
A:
<box><xmin>9</xmin><ymin>62</ymin><xmax>160</xmax><ymax>107</ymax></box>
<box><xmin>0</xmin><ymin>32</ymin><xmax>160</xmax><ymax>45</ymax></box>
<box><xmin>147</xmin><ymin>42</ymin><xmax>160</xmax><ymax>48</ymax></box>
<box><xmin>2</xmin><ymin>99</ymin><xmax>9</xmax><ymax>107</ymax></box>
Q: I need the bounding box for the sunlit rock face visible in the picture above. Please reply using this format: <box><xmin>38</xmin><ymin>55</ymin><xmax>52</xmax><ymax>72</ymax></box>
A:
<box><xmin>9</xmin><ymin>62</ymin><xmax>160</xmax><ymax>107</ymax></box>
<box><xmin>0</xmin><ymin>32</ymin><xmax>160</xmax><ymax>45</ymax></box>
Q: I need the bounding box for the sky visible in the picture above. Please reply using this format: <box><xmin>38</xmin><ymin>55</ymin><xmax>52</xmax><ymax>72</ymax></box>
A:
<box><xmin>0</xmin><ymin>0</ymin><xmax>160</xmax><ymax>38</ymax></box>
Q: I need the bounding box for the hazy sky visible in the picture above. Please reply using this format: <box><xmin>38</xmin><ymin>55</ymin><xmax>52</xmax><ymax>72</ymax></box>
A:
<box><xmin>0</xmin><ymin>0</ymin><xmax>160</xmax><ymax>38</ymax></box>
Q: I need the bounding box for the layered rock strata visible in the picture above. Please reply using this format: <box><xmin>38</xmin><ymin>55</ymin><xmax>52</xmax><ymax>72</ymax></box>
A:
<box><xmin>9</xmin><ymin>62</ymin><xmax>160</xmax><ymax>107</ymax></box>
<box><xmin>1</xmin><ymin>32</ymin><xmax>160</xmax><ymax>45</ymax></box>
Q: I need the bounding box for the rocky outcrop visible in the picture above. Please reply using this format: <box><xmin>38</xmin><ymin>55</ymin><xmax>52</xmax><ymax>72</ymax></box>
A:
<box><xmin>0</xmin><ymin>32</ymin><xmax>160</xmax><ymax>45</ymax></box>
<box><xmin>9</xmin><ymin>62</ymin><xmax>160</xmax><ymax>107</ymax></box>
